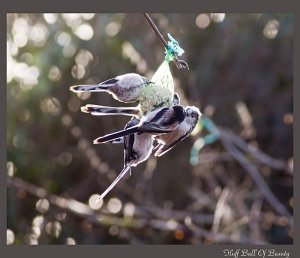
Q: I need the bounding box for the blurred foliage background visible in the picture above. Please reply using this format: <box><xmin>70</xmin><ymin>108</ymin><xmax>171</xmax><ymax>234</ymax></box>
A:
<box><xmin>7</xmin><ymin>13</ymin><xmax>293</xmax><ymax>245</ymax></box>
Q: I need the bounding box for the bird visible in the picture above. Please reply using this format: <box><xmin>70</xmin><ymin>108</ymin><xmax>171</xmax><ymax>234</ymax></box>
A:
<box><xmin>98</xmin><ymin>117</ymin><xmax>154</xmax><ymax>200</ymax></box>
<box><xmin>105</xmin><ymin>105</ymin><xmax>202</xmax><ymax>156</ymax></box>
<box><xmin>154</xmin><ymin>106</ymin><xmax>202</xmax><ymax>157</ymax></box>
<box><xmin>93</xmin><ymin>105</ymin><xmax>186</xmax><ymax>144</ymax></box>
<box><xmin>80</xmin><ymin>93</ymin><xmax>181</xmax><ymax>118</ymax></box>
<box><xmin>70</xmin><ymin>73</ymin><xmax>151</xmax><ymax>103</ymax></box>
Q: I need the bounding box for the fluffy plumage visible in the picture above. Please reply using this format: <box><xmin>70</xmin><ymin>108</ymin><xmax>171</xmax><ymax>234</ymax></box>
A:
<box><xmin>70</xmin><ymin>73</ymin><xmax>150</xmax><ymax>103</ymax></box>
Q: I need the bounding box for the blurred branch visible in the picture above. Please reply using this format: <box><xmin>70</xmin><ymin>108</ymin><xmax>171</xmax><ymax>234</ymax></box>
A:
<box><xmin>8</xmin><ymin>176</ymin><xmax>265</xmax><ymax>244</ymax></box>
<box><xmin>143</xmin><ymin>13</ymin><xmax>188</xmax><ymax>69</ymax></box>
<box><xmin>186</xmin><ymin>219</ymin><xmax>267</xmax><ymax>244</ymax></box>
<box><xmin>212</xmin><ymin>188</ymin><xmax>230</xmax><ymax>233</ymax></box>
<box><xmin>193</xmin><ymin>118</ymin><xmax>292</xmax><ymax>227</ymax></box>
<box><xmin>220</xmin><ymin>129</ymin><xmax>293</xmax><ymax>175</ymax></box>
<box><xmin>220</xmin><ymin>133</ymin><xmax>293</xmax><ymax>227</ymax></box>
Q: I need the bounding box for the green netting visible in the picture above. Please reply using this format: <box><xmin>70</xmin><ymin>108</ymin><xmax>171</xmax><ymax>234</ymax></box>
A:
<box><xmin>139</xmin><ymin>60</ymin><xmax>175</xmax><ymax>114</ymax></box>
<box><xmin>138</xmin><ymin>34</ymin><xmax>184</xmax><ymax>115</ymax></box>
<box><xmin>165</xmin><ymin>33</ymin><xmax>185</xmax><ymax>62</ymax></box>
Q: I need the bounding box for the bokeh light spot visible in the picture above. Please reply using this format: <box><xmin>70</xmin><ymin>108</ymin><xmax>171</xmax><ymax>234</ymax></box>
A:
<box><xmin>45</xmin><ymin>221</ymin><xmax>62</xmax><ymax>238</ymax></box>
<box><xmin>71</xmin><ymin>64</ymin><xmax>86</xmax><ymax>79</ymax></box>
<box><xmin>105</xmin><ymin>22</ymin><xmax>121</xmax><ymax>37</ymax></box>
<box><xmin>77</xmin><ymin>91</ymin><xmax>91</xmax><ymax>100</ymax></box>
<box><xmin>283</xmin><ymin>113</ymin><xmax>293</xmax><ymax>124</ymax></box>
<box><xmin>25</xmin><ymin>233</ymin><xmax>38</xmax><ymax>245</ymax></box>
<box><xmin>109</xmin><ymin>225</ymin><xmax>119</xmax><ymax>236</ymax></box>
<box><xmin>40</xmin><ymin>97</ymin><xmax>61</xmax><ymax>116</ymax></box>
<box><xmin>48</xmin><ymin>66</ymin><xmax>62</xmax><ymax>81</ymax></box>
<box><xmin>31</xmin><ymin>226</ymin><xmax>41</xmax><ymax>238</ymax></box>
<box><xmin>107</xmin><ymin>198</ymin><xmax>122</xmax><ymax>214</ymax></box>
<box><xmin>67</xmin><ymin>97</ymin><xmax>81</xmax><ymax>112</ymax></box>
<box><xmin>61</xmin><ymin>114</ymin><xmax>73</xmax><ymax>126</ymax></box>
<box><xmin>13</xmin><ymin>32</ymin><xmax>28</xmax><ymax>48</ymax></box>
<box><xmin>166</xmin><ymin>219</ymin><xmax>178</xmax><ymax>230</ymax></box>
<box><xmin>78</xmin><ymin>139</ymin><xmax>88</xmax><ymax>151</ymax></box>
<box><xmin>7</xmin><ymin>229</ymin><xmax>15</xmax><ymax>245</ymax></box>
<box><xmin>210</xmin><ymin>13</ymin><xmax>226</xmax><ymax>23</ymax></box>
<box><xmin>55</xmin><ymin>31</ymin><xmax>71</xmax><ymax>47</ymax></box>
<box><xmin>75</xmin><ymin>49</ymin><xmax>93</xmax><ymax>67</ymax></box>
<box><xmin>263</xmin><ymin>19</ymin><xmax>279</xmax><ymax>39</ymax></box>
<box><xmin>66</xmin><ymin>237</ymin><xmax>77</xmax><ymax>245</ymax></box>
<box><xmin>123</xmin><ymin>202</ymin><xmax>135</xmax><ymax>218</ymax></box>
<box><xmin>71</xmin><ymin>126</ymin><xmax>82</xmax><ymax>137</ymax></box>
<box><xmin>196</xmin><ymin>14</ymin><xmax>210</xmax><ymax>29</ymax></box>
<box><xmin>57</xmin><ymin>152</ymin><xmax>73</xmax><ymax>166</ymax></box>
<box><xmin>174</xmin><ymin>230</ymin><xmax>185</xmax><ymax>240</ymax></box>
<box><xmin>88</xmin><ymin>194</ymin><xmax>103</xmax><ymax>210</ymax></box>
<box><xmin>36</xmin><ymin>198</ymin><xmax>50</xmax><ymax>213</ymax></box>
<box><xmin>7</xmin><ymin>161</ymin><xmax>16</xmax><ymax>177</ymax></box>
<box><xmin>75</xmin><ymin>23</ymin><xmax>94</xmax><ymax>41</ymax></box>
<box><xmin>82</xmin><ymin>13</ymin><xmax>95</xmax><ymax>20</ymax></box>
<box><xmin>32</xmin><ymin>215</ymin><xmax>44</xmax><ymax>227</ymax></box>
<box><xmin>29</xmin><ymin>23</ymin><xmax>49</xmax><ymax>46</ymax></box>
<box><xmin>43</xmin><ymin>13</ymin><xmax>58</xmax><ymax>24</ymax></box>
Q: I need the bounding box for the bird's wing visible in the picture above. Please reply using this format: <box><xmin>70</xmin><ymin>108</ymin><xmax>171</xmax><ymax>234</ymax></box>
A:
<box><xmin>138</xmin><ymin>122</ymin><xmax>174</xmax><ymax>134</ymax></box>
<box><xmin>124</xmin><ymin>118</ymin><xmax>139</xmax><ymax>164</ymax></box>
<box><xmin>93</xmin><ymin>126</ymin><xmax>138</xmax><ymax>144</ymax></box>
<box><xmin>154</xmin><ymin>131</ymin><xmax>190</xmax><ymax>157</ymax></box>
<box><xmin>98</xmin><ymin>78</ymin><xmax>118</xmax><ymax>86</ymax></box>
<box><xmin>140</xmin><ymin>106</ymin><xmax>185</xmax><ymax>133</ymax></box>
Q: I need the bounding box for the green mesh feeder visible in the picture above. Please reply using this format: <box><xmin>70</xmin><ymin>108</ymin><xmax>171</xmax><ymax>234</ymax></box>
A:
<box><xmin>139</xmin><ymin>60</ymin><xmax>174</xmax><ymax>114</ymax></box>
<box><xmin>139</xmin><ymin>34</ymin><xmax>184</xmax><ymax>114</ymax></box>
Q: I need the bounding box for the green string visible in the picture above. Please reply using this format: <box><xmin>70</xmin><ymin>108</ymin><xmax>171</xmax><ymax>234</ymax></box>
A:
<box><xmin>139</xmin><ymin>35</ymin><xmax>184</xmax><ymax>114</ymax></box>
<box><xmin>165</xmin><ymin>34</ymin><xmax>185</xmax><ymax>62</ymax></box>
<box><xmin>189</xmin><ymin>118</ymin><xmax>220</xmax><ymax>166</ymax></box>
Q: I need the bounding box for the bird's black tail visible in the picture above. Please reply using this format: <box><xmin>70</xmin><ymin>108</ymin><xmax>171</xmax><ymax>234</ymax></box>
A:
<box><xmin>93</xmin><ymin>126</ymin><xmax>138</xmax><ymax>144</ymax></box>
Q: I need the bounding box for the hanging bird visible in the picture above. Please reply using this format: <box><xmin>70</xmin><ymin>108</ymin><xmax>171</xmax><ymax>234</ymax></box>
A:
<box><xmin>98</xmin><ymin>117</ymin><xmax>154</xmax><ymax>200</ymax></box>
<box><xmin>93</xmin><ymin>105</ymin><xmax>186</xmax><ymax>144</ymax></box>
<box><xmin>80</xmin><ymin>93</ymin><xmax>181</xmax><ymax>118</ymax></box>
<box><xmin>105</xmin><ymin>105</ymin><xmax>201</xmax><ymax>157</ymax></box>
<box><xmin>70</xmin><ymin>73</ymin><xmax>151</xmax><ymax>103</ymax></box>
<box><xmin>154</xmin><ymin>106</ymin><xmax>202</xmax><ymax>157</ymax></box>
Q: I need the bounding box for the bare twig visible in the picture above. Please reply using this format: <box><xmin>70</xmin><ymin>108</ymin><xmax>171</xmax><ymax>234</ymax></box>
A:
<box><xmin>221</xmin><ymin>137</ymin><xmax>293</xmax><ymax>227</ymax></box>
<box><xmin>219</xmin><ymin>129</ymin><xmax>292</xmax><ymax>174</ymax></box>
<box><xmin>143</xmin><ymin>13</ymin><xmax>168</xmax><ymax>48</ymax></box>
<box><xmin>8</xmin><ymin>176</ymin><xmax>267</xmax><ymax>244</ymax></box>
<box><xmin>212</xmin><ymin>188</ymin><xmax>230</xmax><ymax>233</ymax></box>
<box><xmin>143</xmin><ymin>13</ymin><xmax>188</xmax><ymax>69</ymax></box>
<box><xmin>185</xmin><ymin>218</ymin><xmax>267</xmax><ymax>244</ymax></box>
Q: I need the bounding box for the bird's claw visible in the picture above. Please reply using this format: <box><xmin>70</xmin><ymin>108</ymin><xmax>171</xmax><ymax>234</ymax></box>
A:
<box><xmin>174</xmin><ymin>58</ymin><xmax>189</xmax><ymax>70</ymax></box>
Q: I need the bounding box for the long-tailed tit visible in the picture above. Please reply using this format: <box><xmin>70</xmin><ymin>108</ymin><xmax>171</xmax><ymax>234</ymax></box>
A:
<box><xmin>80</xmin><ymin>93</ymin><xmax>181</xmax><ymax>118</ymax></box>
<box><xmin>93</xmin><ymin>105</ymin><xmax>186</xmax><ymax>144</ymax></box>
<box><xmin>70</xmin><ymin>73</ymin><xmax>151</xmax><ymax>103</ymax></box>
<box><xmin>154</xmin><ymin>106</ymin><xmax>202</xmax><ymax>157</ymax></box>
<box><xmin>99</xmin><ymin>117</ymin><xmax>154</xmax><ymax>200</ymax></box>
